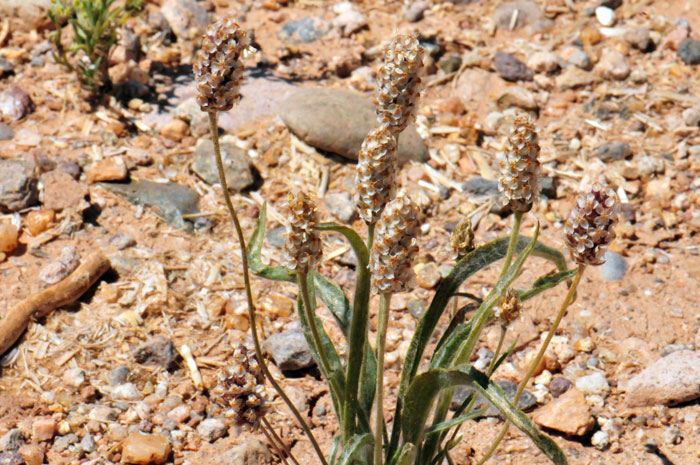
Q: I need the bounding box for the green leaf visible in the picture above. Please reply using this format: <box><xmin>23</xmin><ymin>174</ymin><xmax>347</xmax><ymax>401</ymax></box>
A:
<box><xmin>337</xmin><ymin>433</ymin><xmax>372</xmax><ymax>465</ymax></box>
<box><xmin>519</xmin><ymin>269</ymin><xmax>577</xmax><ymax>301</ymax></box>
<box><xmin>246</xmin><ymin>203</ymin><xmax>295</xmax><ymax>283</ymax></box>
<box><xmin>424</xmin><ymin>409</ymin><xmax>486</xmax><ymax>435</ymax></box>
<box><xmin>402</xmin><ymin>366</ymin><xmax>567</xmax><ymax>465</ymax></box>
<box><xmin>329</xmin><ymin>436</ymin><xmax>342</xmax><ymax>465</ymax></box>
<box><xmin>313</xmin><ymin>272</ymin><xmax>352</xmax><ymax>332</ymax></box>
<box><xmin>394</xmin><ymin>443</ymin><xmax>416</xmax><ymax>465</ymax></box>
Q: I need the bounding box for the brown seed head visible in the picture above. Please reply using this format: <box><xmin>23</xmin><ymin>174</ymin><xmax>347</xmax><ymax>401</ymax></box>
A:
<box><xmin>193</xmin><ymin>18</ymin><xmax>250</xmax><ymax>112</ymax></box>
<box><xmin>211</xmin><ymin>340</ymin><xmax>271</xmax><ymax>428</ymax></box>
<box><xmin>375</xmin><ymin>34</ymin><xmax>424</xmax><ymax>133</ymax></box>
<box><xmin>355</xmin><ymin>125</ymin><xmax>398</xmax><ymax>224</ymax></box>
<box><xmin>497</xmin><ymin>115</ymin><xmax>541</xmax><ymax>213</ymax></box>
<box><xmin>370</xmin><ymin>194</ymin><xmax>420</xmax><ymax>294</ymax></box>
<box><xmin>451</xmin><ymin>218</ymin><xmax>475</xmax><ymax>260</ymax></box>
<box><xmin>283</xmin><ymin>191</ymin><xmax>322</xmax><ymax>273</ymax></box>
<box><xmin>564</xmin><ymin>183</ymin><xmax>618</xmax><ymax>266</ymax></box>
<box><xmin>495</xmin><ymin>289</ymin><xmax>521</xmax><ymax>327</ymax></box>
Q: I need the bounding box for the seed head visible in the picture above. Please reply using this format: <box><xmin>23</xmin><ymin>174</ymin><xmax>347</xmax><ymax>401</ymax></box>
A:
<box><xmin>193</xmin><ymin>18</ymin><xmax>250</xmax><ymax>112</ymax></box>
<box><xmin>495</xmin><ymin>289</ymin><xmax>521</xmax><ymax>327</ymax></box>
<box><xmin>283</xmin><ymin>191</ymin><xmax>322</xmax><ymax>274</ymax></box>
<box><xmin>451</xmin><ymin>218</ymin><xmax>475</xmax><ymax>260</ymax></box>
<box><xmin>355</xmin><ymin>125</ymin><xmax>398</xmax><ymax>224</ymax></box>
<box><xmin>497</xmin><ymin>115</ymin><xmax>541</xmax><ymax>213</ymax></box>
<box><xmin>564</xmin><ymin>183</ymin><xmax>618</xmax><ymax>266</ymax></box>
<box><xmin>370</xmin><ymin>194</ymin><xmax>420</xmax><ymax>294</ymax></box>
<box><xmin>211</xmin><ymin>341</ymin><xmax>271</xmax><ymax>428</ymax></box>
<box><xmin>375</xmin><ymin>34</ymin><xmax>424</xmax><ymax>133</ymax></box>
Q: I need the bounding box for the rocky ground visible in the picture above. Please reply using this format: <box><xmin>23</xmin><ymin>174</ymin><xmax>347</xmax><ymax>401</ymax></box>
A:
<box><xmin>0</xmin><ymin>0</ymin><xmax>699</xmax><ymax>464</ymax></box>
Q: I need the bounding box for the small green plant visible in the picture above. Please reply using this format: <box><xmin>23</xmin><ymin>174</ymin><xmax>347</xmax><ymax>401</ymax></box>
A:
<box><xmin>47</xmin><ymin>0</ymin><xmax>143</xmax><ymax>91</ymax></box>
<box><xmin>195</xmin><ymin>19</ymin><xmax>619</xmax><ymax>465</ymax></box>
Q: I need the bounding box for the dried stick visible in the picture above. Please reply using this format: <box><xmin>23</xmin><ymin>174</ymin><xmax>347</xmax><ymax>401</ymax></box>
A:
<box><xmin>0</xmin><ymin>251</ymin><xmax>110</xmax><ymax>357</ymax></box>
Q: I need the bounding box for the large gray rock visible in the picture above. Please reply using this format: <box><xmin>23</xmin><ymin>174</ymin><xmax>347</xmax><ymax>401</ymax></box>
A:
<box><xmin>0</xmin><ymin>159</ymin><xmax>38</xmax><ymax>212</ymax></box>
<box><xmin>191</xmin><ymin>140</ymin><xmax>255</xmax><ymax>192</ymax></box>
<box><xmin>263</xmin><ymin>329</ymin><xmax>315</xmax><ymax>371</ymax></box>
<box><xmin>280</xmin><ymin>88</ymin><xmax>428</xmax><ymax>164</ymax></box>
<box><xmin>624</xmin><ymin>350</ymin><xmax>700</xmax><ymax>407</ymax></box>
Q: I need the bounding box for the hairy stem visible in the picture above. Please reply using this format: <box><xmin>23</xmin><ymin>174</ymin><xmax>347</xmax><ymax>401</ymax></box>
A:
<box><xmin>208</xmin><ymin>112</ymin><xmax>327</xmax><ymax>465</ymax></box>
<box><xmin>375</xmin><ymin>293</ymin><xmax>392</xmax><ymax>465</ymax></box>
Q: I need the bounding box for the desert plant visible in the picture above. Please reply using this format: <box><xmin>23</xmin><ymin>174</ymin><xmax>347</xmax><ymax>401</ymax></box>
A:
<box><xmin>195</xmin><ymin>20</ymin><xmax>618</xmax><ymax>465</ymax></box>
<box><xmin>47</xmin><ymin>0</ymin><xmax>143</xmax><ymax>91</ymax></box>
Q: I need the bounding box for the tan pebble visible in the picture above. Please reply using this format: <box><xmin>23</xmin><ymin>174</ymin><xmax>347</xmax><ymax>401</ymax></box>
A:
<box><xmin>161</xmin><ymin>119</ymin><xmax>189</xmax><ymax>142</ymax></box>
<box><xmin>32</xmin><ymin>417</ymin><xmax>56</xmax><ymax>442</ymax></box>
<box><xmin>25</xmin><ymin>209</ymin><xmax>55</xmax><ymax>236</ymax></box>
<box><xmin>414</xmin><ymin>262</ymin><xmax>441</xmax><ymax>289</ymax></box>
<box><xmin>86</xmin><ymin>156</ymin><xmax>128</xmax><ymax>183</ymax></box>
<box><xmin>665</xmin><ymin>28</ymin><xmax>688</xmax><ymax>50</ymax></box>
<box><xmin>128</xmin><ymin>98</ymin><xmax>144</xmax><ymax>111</ymax></box>
<box><xmin>0</xmin><ymin>223</ymin><xmax>19</xmax><ymax>253</ymax></box>
<box><xmin>18</xmin><ymin>443</ymin><xmax>45</xmax><ymax>465</ymax></box>
<box><xmin>106</xmin><ymin>120</ymin><xmax>127</xmax><ymax>137</ymax></box>
<box><xmin>122</xmin><ymin>433</ymin><xmax>171</xmax><ymax>465</ymax></box>
<box><xmin>574</xmin><ymin>337</ymin><xmax>595</xmax><ymax>353</ymax></box>
<box><xmin>100</xmin><ymin>283</ymin><xmax>120</xmax><ymax>303</ymax></box>
<box><xmin>533</xmin><ymin>388</ymin><xmax>594</xmax><ymax>436</ymax></box>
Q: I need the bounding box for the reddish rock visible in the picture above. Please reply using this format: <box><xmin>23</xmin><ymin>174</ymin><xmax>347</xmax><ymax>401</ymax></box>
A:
<box><xmin>122</xmin><ymin>433</ymin><xmax>171</xmax><ymax>465</ymax></box>
<box><xmin>31</xmin><ymin>417</ymin><xmax>56</xmax><ymax>442</ymax></box>
<box><xmin>533</xmin><ymin>388</ymin><xmax>593</xmax><ymax>436</ymax></box>
<box><xmin>86</xmin><ymin>157</ymin><xmax>128</xmax><ymax>183</ymax></box>
<box><xmin>40</xmin><ymin>171</ymin><xmax>89</xmax><ymax>211</ymax></box>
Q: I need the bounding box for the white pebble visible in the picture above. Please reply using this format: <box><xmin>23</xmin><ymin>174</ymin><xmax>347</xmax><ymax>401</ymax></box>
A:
<box><xmin>591</xmin><ymin>430</ymin><xmax>609</xmax><ymax>450</ymax></box>
<box><xmin>595</xmin><ymin>6</ymin><xmax>615</xmax><ymax>27</ymax></box>
<box><xmin>112</xmin><ymin>382</ymin><xmax>143</xmax><ymax>401</ymax></box>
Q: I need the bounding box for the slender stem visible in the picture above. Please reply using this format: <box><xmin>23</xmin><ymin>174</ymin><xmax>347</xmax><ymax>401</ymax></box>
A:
<box><xmin>498</xmin><ymin>212</ymin><xmax>523</xmax><ymax>282</ymax></box>
<box><xmin>374</xmin><ymin>293</ymin><xmax>392</xmax><ymax>465</ymax></box>
<box><xmin>208</xmin><ymin>111</ymin><xmax>327</xmax><ymax>465</ymax></box>
<box><xmin>297</xmin><ymin>272</ymin><xmax>333</xmax><ymax>377</ymax></box>
<box><xmin>475</xmin><ymin>266</ymin><xmax>586</xmax><ymax>465</ymax></box>
<box><xmin>367</xmin><ymin>222</ymin><xmax>376</xmax><ymax>251</ymax></box>
<box><xmin>262</xmin><ymin>416</ymin><xmax>300</xmax><ymax>465</ymax></box>
<box><xmin>487</xmin><ymin>326</ymin><xmax>507</xmax><ymax>376</ymax></box>
<box><xmin>260</xmin><ymin>419</ymin><xmax>291</xmax><ymax>465</ymax></box>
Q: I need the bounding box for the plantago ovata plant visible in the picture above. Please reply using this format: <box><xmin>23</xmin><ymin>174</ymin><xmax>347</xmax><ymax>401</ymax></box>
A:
<box><xmin>198</xmin><ymin>18</ymin><xmax>618</xmax><ymax>465</ymax></box>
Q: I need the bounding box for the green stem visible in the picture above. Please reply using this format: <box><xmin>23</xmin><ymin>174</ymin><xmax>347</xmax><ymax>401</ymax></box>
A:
<box><xmin>498</xmin><ymin>212</ymin><xmax>523</xmax><ymax>281</ymax></box>
<box><xmin>367</xmin><ymin>222</ymin><xmax>376</xmax><ymax>251</ymax></box>
<box><xmin>475</xmin><ymin>266</ymin><xmax>586</xmax><ymax>465</ymax></box>
<box><xmin>298</xmin><ymin>272</ymin><xmax>333</xmax><ymax>379</ymax></box>
<box><xmin>208</xmin><ymin>112</ymin><xmax>328</xmax><ymax>465</ymax></box>
<box><xmin>374</xmin><ymin>293</ymin><xmax>392</xmax><ymax>465</ymax></box>
<box><xmin>487</xmin><ymin>326</ymin><xmax>507</xmax><ymax>376</ymax></box>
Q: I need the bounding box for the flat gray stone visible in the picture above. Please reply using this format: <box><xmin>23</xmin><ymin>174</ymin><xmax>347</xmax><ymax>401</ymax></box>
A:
<box><xmin>192</xmin><ymin>140</ymin><xmax>255</xmax><ymax>192</ymax></box>
<box><xmin>600</xmin><ymin>250</ymin><xmax>627</xmax><ymax>281</ymax></box>
<box><xmin>263</xmin><ymin>329</ymin><xmax>315</xmax><ymax>371</ymax></box>
<box><xmin>0</xmin><ymin>159</ymin><xmax>38</xmax><ymax>212</ymax></box>
<box><xmin>280</xmin><ymin>88</ymin><xmax>428</xmax><ymax>164</ymax></box>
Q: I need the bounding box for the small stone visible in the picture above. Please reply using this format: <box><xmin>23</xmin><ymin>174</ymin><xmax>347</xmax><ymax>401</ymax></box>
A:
<box><xmin>0</xmin><ymin>87</ymin><xmax>32</xmax><ymax>121</ymax></box>
<box><xmin>79</xmin><ymin>434</ymin><xmax>97</xmax><ymax>453</ymax></box>
<box><xmin>89</xmin><ymin>405</ymin><xmax>119</xmax><ymax>422</ymax></box>
<box><xmin>591</xmin><ymin>430</ymin><xmax>609</xmax><ymax>450</ymax></box>
<box><xmin>324</xmin><ymin>192</ymin><xmax>356</xmax><ymax>224</ymax></box>
<box><xmin>0</xmin><ymin>430</ymin><xmax>23</xmax><ymax>452</ymax></box>
<box><xmin>405</xmin><ymin>1</ymin><xmax>428</xmax><ymax>22</ymax></box>
<box><xmin>574</xmin><ymin>337</ymin><xmax>596</xmax><ymax>353</ymax></box>
<box><xmin>161</xmin><ymin>119</ymin><xmax>188</xmax><ymax>142</ymax></box>
<box><xmin>415</xmin><ymin>262</ymin><xmax>441</xmax><ymax>289</ymax></box>
<box><xmin>600</xmin><ymin>250</ymin><xmax>627</xmax><ymax>281</ymax></box>
<box><xmin>62</xmin><ymin>367</ymin><xmax>85</xmax><ymax>388</ymax></box>
<box><xmin>197</xmin><ymin>418</ymin><xmax>227</xmax><ymax>442</ymax></box>
<box><xmin>113</xmin><ymin>382</ymin><xmax>143</xmax><ymax>401</ymax></box>
<box><xmin>496</xmin><ymin>86</ymin><xmax>538</xmax><ymax>111</ymax></box>
<box><xmin>122</xmin><ymin>433</ymin><xmax>171</xmax><ymax>465</ymax></box>
<box><xmin>596</xmin><ymin>49</ymin><xmax>630</xmax><ymax>80</ymax></box>
<box><xmin>0</xmin><ymin>159</ymin><xmax>38</xmax><ymax>212</ymax></box>
<box><xmin>167</xmin><ymin>405</ymin><xmax>190</xmax><ymax>424</ymax></box>
<box><xmin>549</xmin><ymin>377</ymin><xmax>572</xmax><ymax>398</ymax></box>
<box><xmin>263</xmin><ymin>329</ymin><xmax>315</xmax><ymax>371</ymax></box>
<box><xmin>595</xmin><ymin>6</ymin><xmax>615</xmax><ymax>26</ymax></box>
<box><xmin>561</xmin><ymin>47</ymin><xmax>592</xmax><ymax>70</ymax></box>
<box><xmin>625</xmin><ymin>27</ymin><xmax>652</xmax><ymax>51</ymax></box>
<box><xmin>0</xmin><ymin>452</ymin><xmax>22</xmax><ymax>465</ymax></box>
<box><xmin>494</xmin><ymin>51</ymin><xmax>533</xmax><ymax>82</ymax></box>
<box><xmin>110</xmin><ymin>232</ymin><xmax>136</xmax><ymax>250</ymax></box>
<box><xmin>665</xmin><ymin>27</ymin><xmax>688</xmax><ymax>51</ymax></box>
<box><xmin>556</xmin><ymin>66</ymin><xmax>598</xmax><ymax>89</ymax></box>
<box><xmin>86</xmin><ymin>156</ymin><xmax>128</xmax><ymax>183</ymax></box>
<box><xmin>438</xmin><ymin>54</ymin><xmax>462</xmax><ymax>74</ymax></box>
<box><xmin>31</xmin><ymin>418</ymin><xmax>55</xmax><ymax>442</ymax></box>
<box><xmin>494</xmin><ymin>1</ymin><xmax>553</xmax><ymax>31</ymax></box>
<box><xmin>108</xmin><ymin>365</ymin><xmax>130</xmax><ymax>386</ymax></box>
<box><xmin>40</xmin><ymin>171</ymin><xmax>88</xmax><ymax>211</ymax></box>
<box><xmin>407</xmin><ymin>300</ymin><xmax>425</xmax><ymax>319</ymax></box>
<box><xmin>682</xmin><ymin>107</ymin><xmax>700</xmax><ymax>126</ymax></box>
<box><xmin>575</xmin><ymin>372</ymin><xmax>610</xmax><ymax>397</ymax></box>
<box><xmin>174</xmin><ymin>99</ymin><xmax>208</xmax><ymax>137</ymax></box>
<box><xmin>17</xmin><ymin>444</ymin><xmax>43</xmax><ymax>465</ymax></box>
<box><xmin>278</xmin><ymin>16</ymin><xmax>330</xmax><ymax>43</ymax></box>
<box><xmin>663</xmin><ymin>426</ymin><xmax>682</xmax><ymax>445</ymax></box>
<box><xmin>624</xmin><ymin>350</ymin><xmax>700</xmax><ymax>407</ymax></box>
<box><xmin>25</xmin><ymin>209</ymin><xmax>54</xmax><ymax>236</ymax></box>
<box><xmin>133</xmin><ymin>336</ymin><xmax>178</xmax><ymax>370</ymax></box>
<box><xmin>39</xmin><ymin>246</ymin><xmax>80</xmax><ymax>285</ymax></box>
<box><xmin>0</xmin><ymin>123</ymin><xmax>13</xmax><ymax>140</ymax></box>
<box><xmin>107</xmin><ymin>423</ymin><xmax>128</xmax><ymax>442</ymax></box>
<box><xmin>678</xmin><ymin>38</ymin><xmax>700</xmax><ymax>65</ymax></box>
<box><xmin>332</xmin><ymin>2</ymin><xmax>366</xmax><ymax>36</ymax></box>
<box><xmin>160</xmin><ymin>0</ymin><xmax>209</xmax><ymax>40</ymax></box>
<box><xmin>191</xmin><ymin>140</ymin><xmax>255</xmax><ymax>192</ymax></box>
<box><xmin>533</xmin><ymin>388</ymin><xmax>593</xmax><ymax>436</ymax></box>
<box><xmin>224</xmin><ymin>439</ymin><xmax>271</xmax><ymax>465</ymax></box>
<box><xmin>527</xmin><ymin>51</ymin><xmax>559</xmax><ymax>73</ymax></box>
<box><xmin>0</xmin><ymin>223</ymin><xmax>18</xmax><ymax>255</ymax></box>
<box><xmin>597</xmin><ymin>141</ymin><xmax>631</xmax><ymax>162</ymax></box>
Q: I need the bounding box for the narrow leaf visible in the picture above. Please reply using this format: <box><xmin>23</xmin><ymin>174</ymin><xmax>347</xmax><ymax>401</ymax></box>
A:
<box><xmin>337</xmin><ymin>433</ymin><xmax>372</xmax><ymax>465</ymax></box>
<box><xmin>424</xmin><ymin>409</ymin><xmax>486</xmax><ymax>435</ymax></box>
<box><xmin>519</xmin><ymin>269</ymin><xmax>577</xmax><ymax>301</ymax></box>
<box><xmin>246</xmin><ymin>202</ymin><xmax>295</xmax><ymax>282</ymax></box>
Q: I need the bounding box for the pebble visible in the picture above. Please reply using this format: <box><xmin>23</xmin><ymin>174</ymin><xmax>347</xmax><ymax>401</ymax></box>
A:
<box><xmin>191</xmin><ymin>140</ymin><xmax>255</xmax><ymax>192</ymax></box>
<box><xmin>160</xmin><ymin>0</ymin><xmax>209</xmax><ymax>40</ymax></box>
<box><xmin>332</xmin><ymin>2</ymin><xmax>366</xmax><ymax>36</ymax></box>
<box><xmin>280</xmin><ymin>88</ymin><xmax>427</xmax><ymax>163</ymax></box>
<box><xmin>496</xmin><ymin>86</ymin><xmax>538</xmax><ymax>111</ymax></box>
<box><xmin>405</xmin><ymin>1</ymin><xmax>429</xmax><ymax>22</ymax></box>
<box><xmin>461</xmin><ymin>177</ymin><xmax>507</xmax><ymax>214</ymax></box>
<box><xmin>575</xmin><ymin>372</ymin><xmax>610</xmax><ymax>397</ymax></box>
<box><xmin>527</xmin><ymin>51</ymin><xmax>560</xmax><ymax>74</ymax></box>
<box><xmin>665</xmin><ymin>27</ymin><xmax>688</xmax><ymax>51</ymax></box>
<box><xmin>556</xmin><ymin>66</ymin><xmax>598</xmax><ymax>89</ymax></box>
<box><xmin>79</xmin><ymin>434</ymin><xmax>97</xmax><ymax>453</ymax></box>
<box><xmin>17</xmin><ymin>444</ymin><xmax>43</xmax><ymax>465</ymax></box>
<box><xmin>113</xmin><ymin>382</ymin><xmax>143</xmax><ymax>401</ymax></box>
<box><xmin>549</xmin><ymin>376</ymin><xmax>572</xmax><ymax>397</ymax></box>
<box><xmin>415</xmin><ymin>262</ymin><xmax>441</xmax><ymax>289</ymax></box>
<box><xmin>263</xmin><ymin>329</ymin><xmax>315</xmax><ymax>371</ymax></box>
<box><xmin>324</xmin><ymin>192</ymin><xmax>356</xmax><ymax>224</ymax></box>
<box><xmin>494</xmin><ymin>51</ymin><xmax>533</xmax><ymax>82</ymax></box>
<box><xmin>597</xmin><ymin>141</ymin><xmax>631</xmax><ymax>162</ymax></box>
<box><xmin>40</xmin><ymin>171</ymin><xmax>88</xmax><ymax>211</ymax></box>
<box><xmin>197</xmin><ymin>418</ymin><xmax>227</xmax><ymax>442</ymax></box>
<box><xmin>663</xmin><ymin>426</ymin><xmax>682</xmax><ymax>445</ymax></box>
<box><xmin>174</xmin><ymin>99</ymin><xmax>208</xmax><ymax>137</ymax></box>
<box><xmin>533</xmin><ymin>388</ymin><xmax>593</xmax><ymax>436</ymax></box>
<box><xmin>438</xmin><ymin>54</ymin><xmax>462</xmax><ymax>74</ymax></box>
<box><xmin>637</xmin><ymin>155</ymin><xmax>664</xmax><ymax>177</ymax></box>
<box><xmin>108</xmin><ymin>365</ymin><xmax>131</xmax><ymax>386</ymax></box>
<box><xmin>600</xmin><ymin>251</ymin><xmax>627</xmax><ymax>281</ymax></box>
<box><xmin>224</xmin><ymin>439</ymin><xmax>271</xmax><ymax>465</ymax></box>
<box><xmin>0</xmin><ymin>123</ymin><xmax>13</xmax><ymax>140</ymax></box>
<box><xmin>100</xmin><ymin>180</ymin><xmax>200</xmax><ymax>232</ymax></box>
<box><xmin>167</xmin><ymin>405</ymin><xmax>190</xmax><ymax>424</ymax></box>
<box><xmin>62</xmin><ymin>367</ymin><xmax>86</xmax><ymax>388</ymax></box>
<box><xmin>0</xmin><ymin>452</ymin><xmax>23</xmax><ymax>465</ymax></box>
<box><xmin>122</xmin><ymin>433</ymin><xmax>171</xmax><ymax>465</ymax></box>
<box><xmin>561</xmin><ymin>47</ymin><xmax>592</xmax><ymax>70</ymax></box>
<box><xmin>624</xmin><ymin>350</ymin><xmax>700</xmax><ymax>407</ymax></box>
<box><xmin>493</xmin><ymin>1</ymin><xmax>553</xmax><ymax>31</ymax></box>
<box><xmin>595</xmin><ymin>6</ymin><xmax>615</xmax><ymax>26</ymax></box>
<box><xmin>0</xmin><ymin>87</ymin><xmax>32</xmax><ymax>121</ymax></box>
<box><xmin>678</xmin><ymin>38</ymin><xmax>700</xmax><ymax>65</ymax></box>
<box><xmin>625</xmin><ymin>27</ymin><xmax>652</xmax><ymax>51</ymax></box>
<box><xmin>0</xmin><ymin>223</ymin><xmax>18</xmax><ymax>255</ymax></box>
<box><xmin>682</xmin><ymin>107</ymin><xmax>700</xmax><ymax>126</ymax></box>
<box><xmin>39</xmin><ymin>246</ymin><xmax>80</xmax><ymax>285</ymax></box>
<box><xmin>278</xmin><ymin>17</ymin><xmax>330</xmax><ymax>43</ymax></box>
<box><xmin>0</xmin><ymin>159</ymin><xmax>39</xmax><ymax>212</ymax></box>
<box><xmin>591</xmin><ymin>430</ymin><xmax>610</xmax><ymax>450</ymax></box>
<box><xmin>89</xmin><ymin>405</ymin><xmax>119</xmax><ymax>422</ymax></box>
<box><xmin>110</xmin><ymin>232</ymin><xmax>136</xmax><ymax>250</ymax></box>
<box><xmin>0</xmin><ymin>429</ymin><xmax>22</xmax><ymax>452</ymax></box>
<box><xmin>31</xmin><ymin>418</ymin><xmax>55</xmax><ymax>442</ymax></box>
<box><xmin>596</xmin><ymin>49</ymin><xmax>630</xmax><ymax>80</ymax></box>
<box><xmin>86</xmin><ymin>156</ymin><xmax>128</xmax><ymax>183</ymax></box>
<box><xmin>132</xmin><ymin>336</ymin><xmax>178</xmax><ymax>370</ymax></box>
<box><xmin>25</xmin><ymin>209</ymin><xmax>54</xmax><ymax>236</ymax></box>
<box><xmin>53</xmin><ymin>433</ymin><xmax>78</xmax><ymax>452</ymax></box>
<box><xmin>160</xmin><ymin>119</ymin><xmax>188</xmax><ymax>142</ymax></box>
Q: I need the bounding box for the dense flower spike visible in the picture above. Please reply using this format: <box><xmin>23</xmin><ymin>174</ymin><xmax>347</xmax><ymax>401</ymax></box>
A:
<box><xmin>375</xmin><ymin>34</ymin><xmax>424</xmax><ymax>133</ymax></box>
<box><xmin>497</xmin><ymin>115</ymin><xmax>541</xmax><ymax>213</ymax></box>
<box><xmin>212</xmin><ymin>341</ymin><xmax>271</xmax><ymax>428</ymax></box>
<box><xmin>370</xmin><ymin>194</ymin><xmax>420</xmax><ymax>294</ymax></box>
<box><xmin>451</xmin><ymin>218</ymin><xmax>475</xmax><ymax>259</ymax></box>
<box><xmin>283</xmin><ymin>191</ymin><xmax>322</xmax><ymax>273</ymax></box>
<box><xmin>193</xmin><ymin>18</ymin><xmax>250</xmax><ymax>112</ymax></box>
<box><xmin>564</xmin><ymin>183</ymin><xmax>618</xmax><ymax>266</ymax></box>
<box><xmin>355</xmin><ymin>126</ymin><xmax>398</xmax><ymax>224</ymax></box>
<box><xmin>496</xmin><ymin>289</ymin><xmax>522</xmax><ymax>327</ymax></box>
